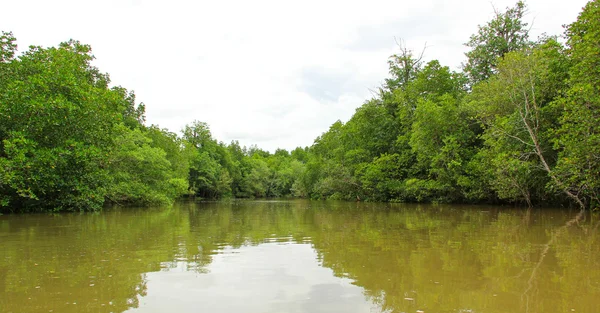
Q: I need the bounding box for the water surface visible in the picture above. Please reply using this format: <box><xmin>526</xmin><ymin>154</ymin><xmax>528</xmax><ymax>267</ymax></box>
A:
<box><xmin>1</xmin><ymin>200</ymin><xmax>599</xmax><ymax>313</ymax></box>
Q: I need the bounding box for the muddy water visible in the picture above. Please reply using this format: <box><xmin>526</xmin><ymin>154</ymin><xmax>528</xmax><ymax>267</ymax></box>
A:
<box><xmin>1</xmin><ymin>200</ymin><xmax>598</xmax><ymax>313</ymax></box>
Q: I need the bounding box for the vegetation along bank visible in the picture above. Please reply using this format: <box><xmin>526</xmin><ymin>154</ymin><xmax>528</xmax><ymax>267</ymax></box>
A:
<box><xmin>1</xmin><ymin>1</ymin><xmax>600</xmax><ymax>212</ymax></box>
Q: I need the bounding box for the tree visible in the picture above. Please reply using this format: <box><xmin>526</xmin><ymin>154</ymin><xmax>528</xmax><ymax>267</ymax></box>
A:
<box><xmin>343</xmin><ymin>100</ymin><xmax>399</xmax><ymax>160</ymax></box>
<box><xmin>0</xmin><ymin>31</ymin><xmax>16</xmax><ymax>88</ymax></box>
<box><xmin>470</xmin><ymin>39</ymin><xmax>580</xmax><ymax>207</ymax></box>
<box><xmin>0</xmin><ymin>39</ymin><xmax>140</xmax><ymax>212</ymax></box>
<box><xmin>384</xmin><ymin>40</ymin><xmax>425</xmax><ymax>92</ymax></box>
<box><xmin>105</xmin><ymin>125</ymin><xmax>187</xmax><ymax>205</ymax></box>
<box><xmin>145</xmin><ymin>125</ymin><xmax>192</xmax><ymax>182</ymax></box>
<box><xmin>380</xmin><ymin>42</ymin><xmax>425</xmax><ymax>118</ymax></box>
<box><xmin>0</xmin><ymin>31</ymin><xmax>16</xmax><ymax>63</ymax></box>
<box><xmin>553</xmin><ymin>0</ymin><xmax>600</xmax><ymax>209</ymax></box>
<box><xmin>410</xmin><ymin>95</ymin><xmax>475</xmax><ymax>202</ymax></box>
<box><xmin>182</xmin><ymin>120</ymin><xmax>213</xmax><ymax>149</ymax></box>
<box><xmin>356</xmin><ymin>153</ymin><xmax>404</xmax><ymax>201</ymax></box>
<box><xmin>463</xmin><ymin>1</ymin><xmax>531</xmax><ymax>85</ymax></box>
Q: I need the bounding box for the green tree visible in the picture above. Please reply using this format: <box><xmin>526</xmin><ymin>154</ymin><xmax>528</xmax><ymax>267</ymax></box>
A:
<box><xmin>356</xmin><ymin>153</ymin><xmax>404</xmax><ymax>201</ymax></box>
<box><xmin>0</xmin><ymin>39</ymin><xmax>140</xmax><ymax>212</ymax></box>
<box><xmin>0</xmin><ymin>31</ymin><xmax>16</xmax><ymax>63</ymax></box>
<box><xmin>410</xmin><ymin>95</ymin><xmax>476</xmax><ymax>202</ymax></box>
<box><xmin>105</xmin><ymin>125</ymin><xmax>187</xmax><ymax>205</ymax></box>
<box><xmin>384</xmin><ymin>41</ymin><xmax>425</xmax><ymax>93</ymax></box>
<box><xmin>553</xmin><ymin>0</ymin><xmax>600</xmax><ymax>209</ymax></box>
<box><xmin>469</xmin><ymin>39</ymin><xmax>575</xmax><ymax>206</ymax></box>
<box><xmin>463</xmin><ymin>1</ymin><xmax>531</xmax><ymax>85</ymax></box>
<box><xmin>183</xmin><ymin>121</ymin><xmax>244</xmax><ymax>199</ymax></box>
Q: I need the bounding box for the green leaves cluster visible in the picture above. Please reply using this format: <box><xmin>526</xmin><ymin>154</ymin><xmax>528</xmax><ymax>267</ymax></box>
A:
<box><xmin>0</xmin><ymin>37</ymin><xmax>188</xmax><ymax>212</ymax></box>
<box><xmin>553</xmin><ymin>0</ymin><xmax>600</xmax><ymax>208</ymax></box>
<box><xmin>181</xmin><ymin>120</ymin><xmax>309</xmax><ymax>200</ymax></box>
<box><xmin>463</xmin><ymin>1</ymin><xmax>531</xmax><ymax>84</ymax></box>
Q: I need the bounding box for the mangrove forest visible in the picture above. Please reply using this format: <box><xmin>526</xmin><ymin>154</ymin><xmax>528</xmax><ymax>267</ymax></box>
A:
<box><xmin>2</xmin><ymin>1</ymin><xmax>600</xmax><ymax>213</ymax></box>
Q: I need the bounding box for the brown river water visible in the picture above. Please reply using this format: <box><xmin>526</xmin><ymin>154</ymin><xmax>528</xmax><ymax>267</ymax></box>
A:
<box><xmin>1</xmin><ymin>200</ymin><xmax>599</xmax><ymax>313</ymax></box>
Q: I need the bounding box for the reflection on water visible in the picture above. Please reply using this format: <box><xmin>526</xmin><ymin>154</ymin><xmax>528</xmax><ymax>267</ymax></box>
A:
<box><xmin>131</xmin><ymin>243</ymin><xmax>376</xmax><ymax>313</ymax></box>
<box><xmin>0</xmin><ymin>200</ymin><xmax>599</xmax><ymax>313</ymax></box>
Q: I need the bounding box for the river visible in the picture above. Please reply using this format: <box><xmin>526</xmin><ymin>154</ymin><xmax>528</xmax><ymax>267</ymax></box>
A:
<box><xmin>1</xmin><ymin>200</ymin><xmax>598</xmax><ymax>313</ymax></box>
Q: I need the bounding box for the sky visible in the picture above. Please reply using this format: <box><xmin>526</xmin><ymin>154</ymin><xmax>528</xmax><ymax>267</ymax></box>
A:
<box><xmin>1</xmin><ymin>0</ymin><xmax>590</xmax><ymax>152</ymax></box>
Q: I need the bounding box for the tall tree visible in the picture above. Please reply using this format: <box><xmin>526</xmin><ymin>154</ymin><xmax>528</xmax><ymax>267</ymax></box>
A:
<box><xmin>463</xmin><ymin>1</ymin><xmax>531</xmax><ymax>85</ymax></box>
<box><xmin>0</xmin><ymin>39</ymin><xmax>139</xmax><ymax>211</ymax></box>
<box><xmin>470</xmin><ymin>39</ymin><xmax>578</xmax><ymax>207</ymax></box>
<box><xmin>554</xmin><ymin>0</ymin><xmax>600</xmax><ymax>209</ymax></box>
<box><xmin>384</xmin><ymin>41</ymin><xmax>425</xmax><ymax>92</ymax></box>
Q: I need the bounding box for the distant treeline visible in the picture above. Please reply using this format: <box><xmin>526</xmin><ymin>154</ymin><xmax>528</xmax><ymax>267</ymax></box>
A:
<box><xmin>1</xmin><ymin>0</ymin><xmax>599</xmax><ymax>212</ymax></box>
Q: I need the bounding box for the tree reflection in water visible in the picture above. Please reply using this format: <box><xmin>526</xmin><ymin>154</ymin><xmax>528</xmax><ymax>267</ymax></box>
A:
<box><xmin>1</xmin><ymin>200</ymin><xmax>598</xmax><ymax>313</ymax></box>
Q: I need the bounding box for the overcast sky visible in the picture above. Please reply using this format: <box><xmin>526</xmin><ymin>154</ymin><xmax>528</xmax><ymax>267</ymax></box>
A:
<box><xmin>1</xmin><ymin>0</ymin><xmax>589</xmax><ymax>151</ymax></box>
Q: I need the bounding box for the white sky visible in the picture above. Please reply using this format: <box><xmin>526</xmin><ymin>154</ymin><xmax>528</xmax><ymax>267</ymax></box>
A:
<box><xmin>1</xmin><ymin>0</ymin><xmax>589</xmax><ymax>152</ymax></box>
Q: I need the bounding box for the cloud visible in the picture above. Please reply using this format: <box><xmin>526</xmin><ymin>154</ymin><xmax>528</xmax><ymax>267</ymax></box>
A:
<box><xmin>298</xmin><ymin>67</ymin><xmax>356</xmax><ymax>103</ymax></box>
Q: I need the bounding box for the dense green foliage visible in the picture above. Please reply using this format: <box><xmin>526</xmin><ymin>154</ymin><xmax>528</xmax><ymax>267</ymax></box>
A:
<box><xmin>553</xmin><ymin>0</ymin><xmax>600</xmax><ymax>208</ymax></box>
<box><xmin>294</xmin><ymin>0</ymin><xmax>600</xmax><ymax>209</ymax></box>
<box><xmin>2</xmin><ymin>0</ymin><xmax>600</xmax><ymax>212</ymax></box>
<box><xmin>0</xmin><ymin>37</ymin><xmax>187</xmax><ymax>212</ymax></box>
